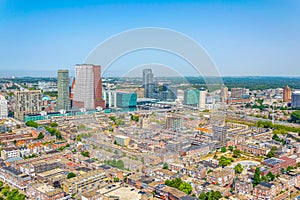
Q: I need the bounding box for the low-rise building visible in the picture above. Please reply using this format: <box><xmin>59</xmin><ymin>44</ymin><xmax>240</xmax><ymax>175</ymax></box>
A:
<box><xmin>1</xmin><ymin>147</ymin><xmax>20</xmax><ymax>160</ymax></box>
<box><xmin>62</xmin><ymin>169</ymin><xmax>107</xmax><ymax>195</ymax></box>
<box><xmin>206</xmin><ymin>168</ymin><xmax>234</xmax><ymax>187</ymax></box>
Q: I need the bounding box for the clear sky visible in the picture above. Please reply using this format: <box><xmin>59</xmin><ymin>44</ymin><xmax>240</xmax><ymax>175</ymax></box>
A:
<box><xmin>0</xmin><ymin>0</ymin><xmax>299</xmax><ymax>77</ymax></box>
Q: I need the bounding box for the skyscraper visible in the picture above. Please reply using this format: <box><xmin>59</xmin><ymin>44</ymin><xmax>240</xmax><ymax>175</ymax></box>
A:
<box><xmin>283</xmin><ymin>85</ymin><xmax>291</xmax><ymax>102</ymax></box>
<box><xmin>198</xmin><ymin>88</ymin><xmax>207</xmax><ymax>109</ymax></box>
<box><xmin>184</xmin><ymin>89</ymin><xmax>199</xmax><ymax>106</ymax></box>
<box><xmin>57</xmin><ymin>70</ymin><xmax>70</xmax><ymax>111</ymax></box>
<box><xmin>143</xmin><ymin>69</ymin><xmax>154</xmax><ymax>98</ymax></box>
<box><xmin>73</xmin><ymin>64</ymin><xmax>105</xmax><ymax>110</ymax></box>
<box><xmin>14</xmin><ymin>90</ymin><xmax>42</xmax><ymax>121</ymax></box>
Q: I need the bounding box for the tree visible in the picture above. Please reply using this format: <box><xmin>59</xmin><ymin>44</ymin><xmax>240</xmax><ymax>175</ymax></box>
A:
<box><xmin>114</xmin><ymin>177</ymin><xmax>120</xmax><ymax>182</ymax></box>
<box><xmin>266</xmin><ymin>172</ymin><xmax>275</xmax><ymax>181</ymax></box>
<box><xmin>67</xmin><ymin>172</ymin><xmax>76</xmax><ymax>179</ymax></box>
<box><xmin>287</xmin><ymin>166</ymin><xmax>295</xmax><ymax>172</ymax></box>
<box><xmin>267</xmin><ymin>150</ymin><xmax>276</xmax><ymax>158</ymax></box>
<box><xmin>37</xmin><ymin>132</ymin><xmax>44</xmax><ymax>140</ymax></box>
<box><xmin>116</xmin><ymin>160</ymin><xmax>124</xmax><ymax>169</ymax></box>
<box><xmin>218</xmin><ymin>156</ymin><xmax>233</xmax><ymax>167</ymax></box>
<box><xmin>228</xmin><ymin>146</ymin><xmax>234</xmax><ymax>151</ymax></box>
<box><xmin>253</xmin><ymin>167</ymin><xmax>261</xmax><ymax>186</ymax></box>
<box><xmin>290</xmin><ymin>111</ymin><xmax>300</xmax><ymax>124</ymax></box>
<box><xmin>25</xmin><ymin>120</ymin><xmax>39</xmax><ymax>128</ymax></box>
<box><xmin>221</xmin><ymin>147</ymin><xmax>226</xmax><ymax>153</ymax></box>
<box><xmin>50</xmin><ymin>122</ymin><xmax>58</xmax><ymax>127</ymax></box>
<box><xmin>199</xmin><ymin>190</ymin><xmax>222</xmax><ymax>200</ymax></box>
<box><xmin>114</xmin><ymin>150</ymin><xmax>119</xmax><ymax>155</ymax></box>
<box><xmin>81</xmin><ymin>151</ymin><xmax>90</xmax><ymax>157</ymax></box>
<box><xmin>163</xmin><ymin>162</ymin><xmax>169</xmax><ymax>170</ymax></box>
<box><xmin>233</xmin><ymin>149</ymin><xmax>241</xmax><ymax>158</ymax></box>
<box><xmin>0</xmin><ymin>181</ymin><xmax>3</xmax><ymax>188</ymax></box>
<box><xmin>234</xmin><ymin>163</ymin><xmax>244</xmax><ymax>174</ymax></box>
<box><xmin>178</xmin><ymin>182</ymin><xmax>192</xmax><ymax>194</ymax></box>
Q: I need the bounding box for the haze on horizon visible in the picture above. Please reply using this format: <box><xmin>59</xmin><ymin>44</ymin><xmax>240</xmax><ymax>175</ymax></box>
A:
<box><xmin>0</xmin><ymin>0</ymin><xmax>299</xmax><ymax>77</ymax></box>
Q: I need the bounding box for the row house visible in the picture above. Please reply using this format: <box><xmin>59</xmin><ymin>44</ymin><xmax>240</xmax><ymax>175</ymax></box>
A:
<box><xmin>236</xmin><ymin>144</ymin><xmax>269</xmax><ymax>156</ymax></box>
<box><xmin>206</xmin><ymin>168</ymin><xmax>234</xmax><ymax>187</ymax></box>
<box><xmin>253</xmin><ymin>182</ymin><xmax>276</xmax><ymax>200</ymax></box>
<box><xmin>155</xmin><ymin>184</ymin><xmax>197</xmax><ymax>200</ymax></box>
<box><xmin>180</xmin><ymin>144</ymin><xmax>210</xmax><ymax>156</ymax></box>
<box><xmin>234</xmin><ymin>175</ymin><xmax>253</xmax><ymax>195</ymax></box>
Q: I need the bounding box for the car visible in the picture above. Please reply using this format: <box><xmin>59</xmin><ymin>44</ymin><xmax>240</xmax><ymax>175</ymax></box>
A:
<box><xmin>106</xmin><ymin>186</ymin><xmax>112</xmax><ymax>189</ymax></box>
<box><xmin>138</xmin><ymin>191</ymin><xmax>145</xmax><ymax>194</ymax></box>
<box><xmin>112</xmin><ymin>184</ymin><xmax>116</xmax><ymax>187</ymax></box>
<box><xmin>130</xmin><ymin>188</ymin><xmax>135</xmax><ymax>191</ymax></box>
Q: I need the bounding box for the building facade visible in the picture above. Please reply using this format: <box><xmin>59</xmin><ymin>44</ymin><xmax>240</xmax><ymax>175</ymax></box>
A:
<box><xmin>143</xmin><ymin>69</ymin><xmax>154</xmax><ymax>98</ymax></box>
<box><xmin>14</xmin><ymin>90</ymin><xmax>42</xmax><ymax>121</ymax></box>
<box><xmin>0</xmin><ymin>94</ymin><xmax>8</xmax><ymax>119</ymax></box>
<box><xmin>291</xmin><ymin>91</ymin><xmax>300</xmax><ymax>108</ymax></box>
<box><xmin>116</xmin><ymin>92</ymin><xmax>137</xmax><ymax>108</ymax></box>
<box><xmin>165</xmin><ymin>116</ymin><xmax>182</xmax><ymax>131</ymax></box>
<box><xmin>183</xmin><ymin>89</ymin><xmax>199</xmax><ymax>106</ymax></box>
<box><xmin>57</xmin><ymin>70</ymin><xmax>70</xmax><ymax>111</ymax></box>
<box><xmin>283</xmin><ymin>85</ymin><xmax>291</xmax><ymax>102</ymax></box>
<box><xmin>199</xmin><ymin>88</ymin><xmax>207</xmax><ymax>109</ymax></box>
<box><xmin>73</xmin><ymin>64</ymin><xmax>105</xmax><ymax>110</ymax></box>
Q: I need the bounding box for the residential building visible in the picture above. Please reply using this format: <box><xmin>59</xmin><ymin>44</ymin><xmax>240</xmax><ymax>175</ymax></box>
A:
<box><xmin>57</xmin><ymin>69</ymin><xmax>70</xmax><ymax>111</ymax></box>
<box><xmin>220</xmin><ymin>86</ymin><xmax>228</xmax><ymax>102</ymax></box>
<box><xmin>0</xmin><ymin>94</ymin><xmax>8</xmax><ymax>118</ymax></box>
<box><xmin>262</xmin><ymin>157</ymin><xmax>296</xmax><ymax>175</ymax></box>
<box><xmin>236</xmin><ymin>144</ymin><xmax>270</xmax><ymax>156</ymax></box>
<box><xmin>165</xmin><ymin>116</ymin><xmax>182</xmax><ymax>131</ymax></box>
<box><xmin>183</xmin><ymin>89</ymin><xmax>199</xmax><ymax>107</ymax></box>
<box><xmin>198</xmin><ymin>88</ymin><xmax>207</xmax><ymax>109</ymax></box>
<box><xmin>14</xmin><ymin>90</ymin><xmax>42</xmax><ymax>121</ymax></box>
<box><xmin>114</xmin><ymin>135</ymin><xmax>130</xmax><ymax>146</ymax></box>
<box><xmin>283</xmin><ymin>85</ymin><xmax>291</xmax><ymax>102</ymax></box>
<box><xmin>291</xmin><ymin>91</ymin><xmax>300</xmax><ymax>108</ymax></box>
<box><xmin>234</xmin><ymin>175</ymin><xmax>253</xmax><ymax>195</ymax></box>
<box><xmin>73</xmin><ymin>64</ymin><xmax>105</xmax><ymax>110</ymax></box>
<box><xmin>206</xmin><ymin>168</ymin><xmax>234</xmax><ymax>187</ymax></box>
<box><xmin>231</xmin><ymin>88</ymin><xmax>249</xmax><ymax>98</ymax></box>
<box><xmin>116</xmin><ymin>92</ymin><xmax>137</xmax><ymax>108</ymax></box>
<box><xmin>253</xmin><ymin>182</ymin><xmax>276</xmax><ymax>200</ymax></box>
<box><xmin>28</xmin><ymin>184</ymin><xmax>65</xmax><ymax>200</ymax></box>
<box><xmin>62</xmin><ymin>169</ymin><xmax>107</xmax><ymax>195</ymax></box>
<box><xmin>143</xmin><ymin>68</ymin><xmax>154</xmax><ymax>98</ymax></box>
<box><xmin>1</xmin><ymin>147</ymin><xmax>20</xmax><ymax>160</ymax></box>
<box><xmin>103</xmin><ymin>90</ymin><xmax>116</xmax><ymax>108</ymax></box>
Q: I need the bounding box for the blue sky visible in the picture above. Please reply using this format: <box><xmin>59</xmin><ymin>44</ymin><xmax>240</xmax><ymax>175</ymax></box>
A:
<box><xmin>0</xmin><ymin>0</ymin><xmax>299</xmax><ymax>77</ymax></box>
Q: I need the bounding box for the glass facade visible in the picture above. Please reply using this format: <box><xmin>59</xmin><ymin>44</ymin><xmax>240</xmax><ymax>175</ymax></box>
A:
<box><xmin>116</xmin><ymin>92</ymin><xmax>137</xmax><ymax>108</ymax></box>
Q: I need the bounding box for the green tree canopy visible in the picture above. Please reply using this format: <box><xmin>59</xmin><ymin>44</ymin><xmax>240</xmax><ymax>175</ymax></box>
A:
<box><xmin>234</xmin><ymin>163</ymin><xmax>244</xmax><ymax>174</ymax></box>
<box><xmin>67</xmin><ymin>172</ymin><xmax>76</xmax><ymax>179</ymax></box>
<box><xmin>253</xmin><ymin>167</ymin><xmax>261</xmax><ymax>186</ymax></box>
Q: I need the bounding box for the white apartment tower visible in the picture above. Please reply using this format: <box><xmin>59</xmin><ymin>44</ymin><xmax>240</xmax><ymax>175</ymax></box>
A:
<box><xmin>0</xmin><ymin>95</ymin><xmax>8</xmax><ymax>119</ymax></box>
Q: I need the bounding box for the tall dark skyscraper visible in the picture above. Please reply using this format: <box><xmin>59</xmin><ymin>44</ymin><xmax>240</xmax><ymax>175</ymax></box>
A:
<box><xmin>57</xmin><ymin>69</ymin><xmax>70</xmax><ymax>111</ymax></box>
<box><xmin>143</xmin><ymin>69</ymin><xmax>154</xmax><ymax>98</ymax></box>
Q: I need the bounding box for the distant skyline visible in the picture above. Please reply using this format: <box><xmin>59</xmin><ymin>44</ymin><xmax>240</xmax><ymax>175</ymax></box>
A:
<box><xmin>0</xmin><ymin>0</ymin><xmax>300</xmax><ymax>77</ymax></box>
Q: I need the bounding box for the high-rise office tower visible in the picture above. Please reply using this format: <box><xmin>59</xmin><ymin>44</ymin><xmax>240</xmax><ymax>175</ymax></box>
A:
<box><xmin>231</xmin><ymin>88</ymin><xmax>249</xmax><ymax>98</ymax></box>
<box><xmin>143</xmin><ymin>69</ymin><xmax>154</xmax><ymax>98</ymax></box>
<box><xmin>73</xmin><ymin>64</ymin><xmax>105</xmax><ymax>110</ymax></box>
<box><xmin>198</xmin><ymin>88</ymin><xmax>207</xmax><ymax>109</ymax></box>
<box><xmin>283</xmin><ymin>85</ymin><xmax>291</xmax><ymax>102</ymax></box>
<box><xmin>14</xmin><ymin>90</ymin><xmax>42</xmax><ymax>121</ymax></box>
<box><xmin>57</xmin><ymin>70</ymin><xmax>70</xmax><ymax>111</ymax></box>
<box><xmin>0</xmin><ymin>94</ymin><xmax>8</xmax><ymax>119</ymax></box>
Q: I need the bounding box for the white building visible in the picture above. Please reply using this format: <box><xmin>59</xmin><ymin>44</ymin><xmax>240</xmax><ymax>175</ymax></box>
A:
<box><xmin>198</xmin><ymin>89</ymin><xmax>207</xmax><ymax>109</ymax></box>
<box><xmin>0</xmin><ymin>94</ymin><xmax>8</xmax><ymax>119</ymax></box>
<box><xmin>103</xmin><ymin>90</ymin><xmax>116</xmax><ymax>108</ymax></box>
<box><xmin>1</xmin><ymin>147</ymin><xmax>20</xmax><ymax>160</ymax></box>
